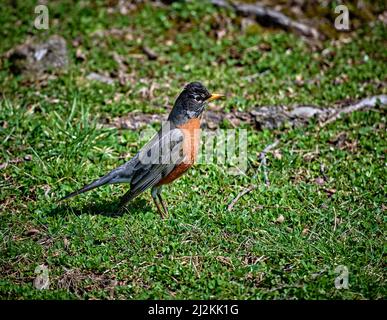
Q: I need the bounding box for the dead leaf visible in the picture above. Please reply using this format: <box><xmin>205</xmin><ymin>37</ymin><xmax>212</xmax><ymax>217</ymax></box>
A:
<box><xmin>323</xmin><ymin>188</ymin><xmax>336</xmax><ymax>196</ymax></box>
<box><xmin>272</xmin><ymin>149</ymin><xmax>282</xmax><ymax>160</ymax></box>
<box><xmin>216</xmin><ymin>256</ymin><xmax>234</xmax><ymax>267</ymax></box>
<box><xmin>75</xmin><ymin>48</ymin><xmax>86</xmax><ymax>61</ymax></box>
<box><xmin>25</xmin><ymin>229</ymin><xmax>40</xmax><ymax>236</ymax></box>
<box><xmin>258</xmin><ymin>43</ymin><xmax>271</xmax><ymax>52</ymax></box>
<box><xmin>295</xmin><ymin>74</ymin><xmax>304</xmax><ymax>86</ymax></box>
<box><xmin>276</xmin><ymin>214</ymin><xmax>285</xmax><ymax>224</ymax></box>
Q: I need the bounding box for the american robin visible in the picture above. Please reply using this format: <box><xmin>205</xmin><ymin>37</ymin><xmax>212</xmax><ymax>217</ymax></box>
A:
<box><xmin>61</xmin><ymin>82</ymin><xmax>224</xmax><ymax>218</ymax></box>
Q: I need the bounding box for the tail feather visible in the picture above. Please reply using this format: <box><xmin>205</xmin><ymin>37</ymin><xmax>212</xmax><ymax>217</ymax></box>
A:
<box><xmin>59</xmin><ymin>173</ymin><xmax>113</xmax><ymax>201</ymax></box>
<box><xmin>59</xmin><ymin>163</ymin><xmax>132</xmax><ymax>201</ymax></box>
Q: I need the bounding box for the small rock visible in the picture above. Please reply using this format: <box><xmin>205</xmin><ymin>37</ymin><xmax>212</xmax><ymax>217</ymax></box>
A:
<box><xmin>8</xmin><ymin>35</ymin><xmax>68</xmax><ymax>75</ymax></box>
<box><xmin>314</xmin><ymin>177</ymin><xmax>325</xmax><ymax>185</ymax></box>
<box><xmin>251</xmin><ymin>106</ymin><xmax>290</xmax><ymax>130</ymax></box>
<box><xmin>203</xmin><ymin>110</ymin><xmax>223</xmax><ymax>129</ymax></box>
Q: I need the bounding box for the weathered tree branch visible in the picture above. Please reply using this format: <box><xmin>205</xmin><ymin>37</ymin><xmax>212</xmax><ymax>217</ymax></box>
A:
<box><xmin>211</xmin><ymin>0</ymin><xmax>321</xmax><ymax>39</ymax></box>
<box><xmin>107</xmin><ymin>95</ymin><xmax>387</xmax><ymax>131</ymax></box>
<box><xmin>319</xmin><ymin>95</ymin><xmax>387</xmax><ymax>127</ymax></box>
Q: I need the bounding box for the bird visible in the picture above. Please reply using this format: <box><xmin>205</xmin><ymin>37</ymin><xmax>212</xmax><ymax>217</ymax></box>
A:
<box><xmin>60</xmin><ymin>82</ymin><xmax>224</xmax><ymax>218</ymax></box>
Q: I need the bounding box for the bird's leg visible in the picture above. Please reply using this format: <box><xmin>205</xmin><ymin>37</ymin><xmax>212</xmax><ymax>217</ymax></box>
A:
<box><xmin>157</xmin><ymin>193</ymin><xmax>169</xmax><ymax>218</ymax></box>
<box><xmin>153</xmin><ymin>197</ymin><xmax>165</xmax><ymax>219</ymax></box>
<box><xmin>151</xmin><ymin>186</ymin><xmax>166</xmax><ymax>219</ymax></box>
<box><xmin>155</xmin><ymin>186</ymin><xmax>169</xmax><ymax>218</ymax></box>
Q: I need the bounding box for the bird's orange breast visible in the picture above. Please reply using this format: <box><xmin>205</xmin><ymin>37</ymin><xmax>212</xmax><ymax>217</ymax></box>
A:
<box><xmin>156</xmin><ymin>118</ymin><xmax>201</xmax><ymax>186</ymax></box>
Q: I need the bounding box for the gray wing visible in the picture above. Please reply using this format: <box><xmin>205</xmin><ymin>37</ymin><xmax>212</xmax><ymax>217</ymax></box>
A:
<box><xmin>119</xmin><ymin>123</ymin><xmax>185</xmax><ymax>203</ymax></box>
<box><xmin>61</xmin><ymin>122</ymin><xmax>184</xmax><ymax>201</ymax></box>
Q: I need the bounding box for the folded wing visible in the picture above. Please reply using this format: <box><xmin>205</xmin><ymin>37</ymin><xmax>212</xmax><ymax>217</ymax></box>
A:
<box><xmin>60</xmin><ymin>122</ymin><xmax>185</xmax><ymax>202</ymax></box>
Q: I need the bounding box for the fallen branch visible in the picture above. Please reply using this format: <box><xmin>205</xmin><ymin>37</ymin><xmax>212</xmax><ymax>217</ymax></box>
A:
<box><xmin>227</xmin><ymin>140</ymin><xmax>279</xmax><ymax>211</ymax></box>
<box><xmin>319</xmin><ymin>95</ymin><xmax>387</xmax><ymax>127</ymax></box>
<box><xmin>211</xmin><ymin>0</ymin><xmax>321</xmax><ymax>39</ymax></box>
<box><xmin>105</xmin><ymin>95</ymin><xmax>387</xmax><ymax>132</ymax></box>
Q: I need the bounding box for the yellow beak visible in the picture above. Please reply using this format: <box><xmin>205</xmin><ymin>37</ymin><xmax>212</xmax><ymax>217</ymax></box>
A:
<box><xmin>207</xmin><ymin>93</ymin><xmax>225</xmax><ymax>102</ymax></box>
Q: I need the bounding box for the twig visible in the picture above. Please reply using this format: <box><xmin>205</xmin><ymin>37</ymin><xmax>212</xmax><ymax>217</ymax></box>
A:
<box><xmin>320</xmin><ymin>162</ymin><xmax>328</xmax><ymax>182</ymax></box>
<box><xmin>103</xmin><ymin>260</ymin><xmax>127</xmax><ymax>274</ymax></box>
<box><xmin>227</xmin><ymin>140</ymin><xmax>279</xmax><ymax>211</ymax></box>
<box><xmin>319</xmin><ymin>95</ymin><xmax>387</xmax><ymax>128</ymax></box>
<box><xmin>259</xmin><ymin>140</ymin><xmax>279</xmax><ymax>186</ymax></box>
<box><xmin>190</xmin><ymin>256</ymin><xmax>201</xmax><ymax>278</ymax></box>
<box><xmin>142</xmin><ymin>46</ymin><xmax>158</xmax><ymax>60</ymax></box>
<box><xmin>227</xmin><ymin>185</ymin><xmax>256</xmax><ymax>211</ymax></box>
<box><xmin>211</xmin><ymin>0</ymin><xmax>321</xmax><ymax>39</ymax></box>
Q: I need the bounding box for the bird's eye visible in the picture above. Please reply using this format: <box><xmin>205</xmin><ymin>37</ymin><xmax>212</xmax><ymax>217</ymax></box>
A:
<box><xmin>194</xmin><ymin>95</ymin><xmax>202</xmax><ymax>102</ymax></box>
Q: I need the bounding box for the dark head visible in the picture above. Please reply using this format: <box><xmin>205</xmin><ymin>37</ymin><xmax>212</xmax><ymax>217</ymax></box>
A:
<box><xmin>168</xmin><ymin>82</ymin><xmax>224</xmax><ymax>125</ymax></box>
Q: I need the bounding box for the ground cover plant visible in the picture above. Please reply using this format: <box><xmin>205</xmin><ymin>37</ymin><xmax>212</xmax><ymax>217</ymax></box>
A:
<box><xmin>0</xmin><ymin>0</ymin><xmax>386</xmax><ymax>299</ymax></box>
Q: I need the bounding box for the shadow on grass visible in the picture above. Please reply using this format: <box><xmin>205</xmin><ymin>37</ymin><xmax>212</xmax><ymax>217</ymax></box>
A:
<box><xmin>49</xmin><ymin>197</ymin><xmax>153</xmax><ymax>218</ymax></box>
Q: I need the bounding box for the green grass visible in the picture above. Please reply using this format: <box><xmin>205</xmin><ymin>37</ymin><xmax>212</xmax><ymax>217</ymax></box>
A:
<box><xmin>0</xmin><ymin>1</ymin><xmax>386</xmax><ymax>299</ymax></box>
